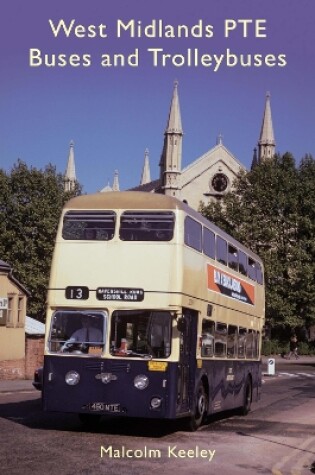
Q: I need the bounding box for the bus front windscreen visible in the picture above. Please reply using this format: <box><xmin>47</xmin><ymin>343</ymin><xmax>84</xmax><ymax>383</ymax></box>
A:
<box><xmin>49</xmin><ymin>310</ymin><xmax>106</xmax><ymax>356</ymax></box>
<box><xmin>110</xmin><ymin>310</ymin><xmax>172</xmax><ymax>358</ymax></box>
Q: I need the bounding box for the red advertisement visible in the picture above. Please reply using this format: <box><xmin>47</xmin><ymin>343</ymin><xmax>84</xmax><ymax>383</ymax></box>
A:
<box><xmin>207</xmin><ymin>264</ymin><xmax>255</xmax><ymax>305</ymax></box>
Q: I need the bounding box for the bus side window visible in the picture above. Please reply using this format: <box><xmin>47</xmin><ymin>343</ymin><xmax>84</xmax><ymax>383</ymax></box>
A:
<box><xmin>215</xmin><ymin>322</ymin><xmax>227</xmax><ymax>357</ymax></box>
<box><xmin>238</xmin><ymin>327</ymin><xmax>247</xmax><ymax>358</ymax></box>
<box><xmin>248</xmin><ymin>258</ymin><xmax>257</xmax><ymax>281</ymax></box>
<box><xmin>256</xmin><ymin>262</ymin><xmax>264</xmax><ymax>285</ymax></box>
<box><xmin>246</xmin><ymin>330</ymin><xmax>254</xmax><ymax>358</ymax></box>
<box><xmin>227</xmin><ymin>325</ymin><xmax>238</xmax><ymax>358</ymax></box>
<box><xmin>216</xmin><ymin>237</ymin><xmax>227</xmax><ymax>266</ymax></box>
<box><xmin>239</xmin><ymin>251</ymin><xmax>248</xmax><ymax>276</ymax></box>
<box><xmin>184</xmin><ymin>216</ymin><xmax>202</xmax><ymax>252</ymax></box>
<box><xmin>201</xmin><ymin>319</ymin><xmax>215</xmax><ymax>357</ymax></box>
<box><xmin>228</xmin><ymin>244</ymin><xmax>238</xmax><ymax>271</ymax></box>
<box><xmin>203</xmin><ymin>228</ymin><xmax>215</xmax><ymax>259</ymax></box>
<box><xmin>253</xmin><ymin>331</ymin><xmax>260</xmax><ymax>358</ymax></box>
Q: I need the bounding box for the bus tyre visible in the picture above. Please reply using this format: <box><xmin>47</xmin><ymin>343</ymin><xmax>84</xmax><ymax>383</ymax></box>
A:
<box><xmin>188</xmin><ymin>381</ymin><xmax>208</xmax><ymax>431</ymax></box>
<box><xmin>79</xmin><ymin>413</ymin><xmax>101</xmax><ymax>427</ymax></box>
<box><xmin>240</xmin><ymin>377</ymin><xmax>252</xmax><ymax>416</ymax></box>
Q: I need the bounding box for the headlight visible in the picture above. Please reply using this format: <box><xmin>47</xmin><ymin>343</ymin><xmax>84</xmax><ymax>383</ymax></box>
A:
<box><xmin>65</xmin><ymin>370</ymin><xmax>80</xmax><ymax>386</ymax></box>
<box><xmin>150</xmin><ymin>397</ymin><xmax>162</xmax><ymax>409</ymax></box>
<box><xmin>134</xmin><ymin>374</ymin><xmax>149</xmax><ymax>390</ymax></box>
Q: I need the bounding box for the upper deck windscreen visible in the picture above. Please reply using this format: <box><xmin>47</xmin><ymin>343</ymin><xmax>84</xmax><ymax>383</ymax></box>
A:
<box><xmin>62</xmin><ymin>211</ymin><xmax>116</xmax><ymax>240</ymax></box>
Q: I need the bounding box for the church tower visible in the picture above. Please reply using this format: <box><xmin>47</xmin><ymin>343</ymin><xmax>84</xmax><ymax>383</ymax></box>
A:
<box><xmin>159</xmin><ymin>81</ymin><xmax>183</xmax><ymax>198</ymax></box>
<box><xmin>257</xmin><ymin>92</ymin><xmax>276</xmax><ymax>163</ymax></box>
<box><xmin>64</xmin><ymin>141</ymin><xmax>77</xmax><ymax>192</ymax></box>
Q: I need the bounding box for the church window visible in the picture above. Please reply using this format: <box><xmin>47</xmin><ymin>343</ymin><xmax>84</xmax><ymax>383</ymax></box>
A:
<box><xmin>211</xmin><ymin>173</ymin><xmax>228</xmax><ymax>192</ymax></box>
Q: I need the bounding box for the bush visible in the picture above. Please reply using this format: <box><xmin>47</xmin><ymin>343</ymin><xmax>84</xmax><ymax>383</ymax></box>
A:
<box><xmin>262</xmin><ymin>339</ymin><xmax>315</xmax><ymax>355</ymax></box>
<box><xmin>262</xmin><ymin>339</ymin><xmax>288</xmax><ymax>356</ymax></box>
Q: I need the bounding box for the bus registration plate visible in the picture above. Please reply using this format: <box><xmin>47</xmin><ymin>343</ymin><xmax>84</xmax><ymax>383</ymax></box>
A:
<box><xmin>87</xmin><ymin>402</ymin><xmax>121</xmax><ymax>413</ymax></box>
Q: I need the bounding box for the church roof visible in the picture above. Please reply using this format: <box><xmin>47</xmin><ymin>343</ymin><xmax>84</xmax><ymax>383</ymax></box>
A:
<box><xmin>130</xmin><ymin>178</ymin><xmax>161</xmax><ymax>193</ymax></box>
<box><xmin>181</xmin><ymin>142</ymin><xmax>246</xmax><ymax>189</ymax></box>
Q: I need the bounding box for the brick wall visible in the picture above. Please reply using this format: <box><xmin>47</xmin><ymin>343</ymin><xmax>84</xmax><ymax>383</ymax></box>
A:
<box><xmin>0</xmin><ymin>359</ymin><xmax>25</xmax><ymax>380</ymax></box>
<box><xmin>25</xmin><ymin>336</ymin><xmax>44</xmax><ymax>379</ymax></box>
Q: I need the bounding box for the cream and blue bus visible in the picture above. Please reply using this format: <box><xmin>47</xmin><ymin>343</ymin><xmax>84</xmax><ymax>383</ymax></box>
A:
<box><xmin>42</xmin><ymin>191</ymin><xmax>265</xmax><ymax>430</ymax></box>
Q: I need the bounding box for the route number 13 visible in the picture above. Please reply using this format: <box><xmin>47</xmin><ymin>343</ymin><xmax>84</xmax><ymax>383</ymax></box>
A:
<box><xmin>65</xmin><ymin>286</ymin><xmax>89</xmax><ymax>300</ymax></box>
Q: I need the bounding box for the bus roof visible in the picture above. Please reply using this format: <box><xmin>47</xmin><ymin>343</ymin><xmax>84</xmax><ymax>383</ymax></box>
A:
<box><xmin>64</xmin><ymin>191</ymin><xmax>187</xmax><ymax>211</ymax></box>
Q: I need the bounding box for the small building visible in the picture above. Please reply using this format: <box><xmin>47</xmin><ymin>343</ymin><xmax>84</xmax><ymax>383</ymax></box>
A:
<box><xmin>0</xmin><ymin>259</ymin><xmax>30</xmax><ymax>379</ymax></box>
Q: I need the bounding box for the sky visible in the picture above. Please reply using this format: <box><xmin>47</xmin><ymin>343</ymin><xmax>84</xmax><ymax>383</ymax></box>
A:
<box><xmin>1</xmin><ymin>0</ymin><xmax>314</xmax><ymax>193</ymax></box>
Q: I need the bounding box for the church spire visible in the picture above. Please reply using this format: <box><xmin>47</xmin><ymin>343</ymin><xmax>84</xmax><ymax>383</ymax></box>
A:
<box><xmin>140</xmin><ymin>149</ymin><xmax>151</xmax><ymax>185</ymax></box>
<box><xmin>166</xmin><ymin>80</ymin><xmax>182</xmax><ymax>134</ymax></box>
<box><xmin>159</xmin><ymin>81</ymin><xmax>183</xmax><ymax>198</ymax></box>
<box><xmin>257</xmin><ymin>92</ymin><xmax>276</xmax><ymax>162</ymax></box>
<box><xmin>64</xmin><ymin>140</ymin><xmax>77</xmax><ymax>192</ymax></box>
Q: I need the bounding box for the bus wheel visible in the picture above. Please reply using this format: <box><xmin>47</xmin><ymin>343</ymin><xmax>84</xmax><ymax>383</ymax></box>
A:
<box><xmin>240</xmin><ymin>377</ymin><xmax>252</xmax><ymax>416</ymax></box>
<box><xmin>188</xmin><ymin>382</ymin><xmax>208</xmax><ymax>431</ymax></box>
<box><xmin>79</xmin><ymin>413</ymin><xmax>101</xmax><ymax>427</ymax></box>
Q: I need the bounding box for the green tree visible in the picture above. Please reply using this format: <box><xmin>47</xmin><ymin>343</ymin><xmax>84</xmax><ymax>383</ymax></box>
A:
<box><xmin>1</xmin><ymin>160</ymin><xmax>81</xmax><ymax>320</ymax></box>
<box><xmin>293</xmin><ymin>154</ymin><xmax>315</xmax><ymax>329</ymax></box>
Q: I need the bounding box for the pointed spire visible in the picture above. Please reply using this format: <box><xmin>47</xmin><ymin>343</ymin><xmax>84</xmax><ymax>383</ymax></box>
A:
<box><xmin>216</xmin><ymin>133</ymin><xmax>223</xmax><ymax>146</ymax></box>
<box><xmin>140</xmin><ymin>149</ymin><xmax>151</xmax><ymax>185</ymax></box>
<box><xmin>159</xmin><ymin>81</ymin><xmax>183</xmax><ymax>199</ymax></box>
<box><xmin>64</xmin><ymin>140</ymin><xmax>77</xmax><ymax>192</ymax></box>
<box><xmin>258</xmin><ymin>92</ymin><xmax>276</xmax><ymax>162</ymax></box>
<box><xmin>166</xmin><ymin>80</ymin><xmax>183</xmax><ymax>134</ymax></box>
<box><xmin>112</xmin><ymin>170</ymin><xmax>120</xmax><ymax>191</ymax></box>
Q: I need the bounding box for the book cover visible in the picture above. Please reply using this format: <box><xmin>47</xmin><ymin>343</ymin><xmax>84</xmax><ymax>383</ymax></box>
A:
<box><xmin>1</xmin><ymin>1</ymin><xmax>314</xmax><ymax>474</ymax></box>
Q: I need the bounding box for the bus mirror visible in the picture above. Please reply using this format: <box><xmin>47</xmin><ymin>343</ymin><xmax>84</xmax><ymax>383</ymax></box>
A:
<box><xmin>177</xmin><ymin>317</ymin><xmax>186</xmax><ymax>333</ymax></box>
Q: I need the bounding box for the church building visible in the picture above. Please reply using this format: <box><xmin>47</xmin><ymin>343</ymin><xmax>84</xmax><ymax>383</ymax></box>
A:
<box><xmin>64</xmin><ymin>83</ymin><xmax>276</xmax><ymax>211</ymax></box>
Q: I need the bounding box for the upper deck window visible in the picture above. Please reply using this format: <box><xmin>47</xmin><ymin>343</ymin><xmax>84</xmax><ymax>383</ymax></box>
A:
<box><xmin>216</xmin><ymin>236</ymin><xmax>227</xmax><ymax>265</ymax></box>
<box><xmin>184</xmin><ymin>216</ymin><xmax>202</xmax><ymax>252</ymax></box>
<box><xmin>120</xmin><ymin>212</ymin><xmax>174</xmax><ymax>241</ymax></box>
<box><xmin>239</xmin><ymin>251</ymin><xmax>248</xmax><ymax>276</ymax></box>
<box><xmin>228</xmin><ymin>244</ymin><xmax>238</xmax><ymax>271</ymax></box>
<box><xmin>62</xmin><ymin>211</ymin><xmax>116</xmax><ymax>240</ymax></box>
<box><xmin>203</xmin><ymin>228</ymin><xmax>215</xmax><ymax>259</ymax></box>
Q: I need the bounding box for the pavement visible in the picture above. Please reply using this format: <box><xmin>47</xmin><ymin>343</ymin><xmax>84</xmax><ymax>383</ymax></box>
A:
<box><xmin>0</xmin><ymin>378</ymin><xmax>36</xmax><ymax>393</ymax></box>
<box><xmin>0</xmin><ymin>356</ymin><xmax>314</xmax><ymax>393</ymax></box>
<box><xmin>262</xmin><ymin>355</ymin><xmax>315</xmax><ymax>364</ymax></box>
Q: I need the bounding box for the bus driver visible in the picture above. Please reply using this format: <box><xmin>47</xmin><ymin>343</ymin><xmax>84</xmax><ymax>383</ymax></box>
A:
<box><xmin>70</xmin><ymin>315</ymin><xmax>103</xmax><ymax>343</ymax></box>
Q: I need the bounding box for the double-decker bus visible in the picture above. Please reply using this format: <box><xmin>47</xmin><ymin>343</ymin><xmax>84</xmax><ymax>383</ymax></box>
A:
<box><xmin>43</xmin><ymin>191</ymin><xmax>265</xmax><ymax>430</ymax></box>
